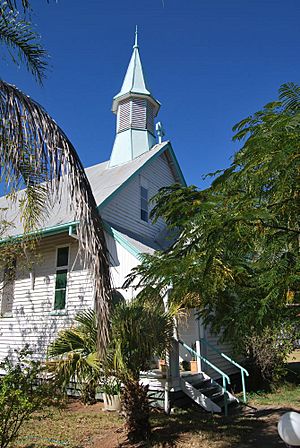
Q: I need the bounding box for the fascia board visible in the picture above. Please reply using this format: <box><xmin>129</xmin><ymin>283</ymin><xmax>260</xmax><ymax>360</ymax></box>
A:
<box><xmin>0</xmin><ymin>221</ymin><xmax>79</xmax><ymax>244</ymax></box>
<box><xmin>103</xmin><ymin>221</ymin><xmax>141</xmax><ymax>260</ymax></box>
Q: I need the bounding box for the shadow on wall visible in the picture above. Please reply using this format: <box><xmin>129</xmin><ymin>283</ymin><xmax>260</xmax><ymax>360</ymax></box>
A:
<box><xmin>0</xmin><ymin>232</ymin><xmax>106</xmax><ymax>362</ymax></box>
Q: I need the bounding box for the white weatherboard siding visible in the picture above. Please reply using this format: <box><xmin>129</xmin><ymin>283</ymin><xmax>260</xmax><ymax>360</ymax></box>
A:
<box><xmin>0</xmin><ymin>234</ymin><xmax>93</xmax><ymax>362</ymax></box>
<box><xmin>0</xmin><ymin>144</ymin><xmax>169</xmax><ymax>240</ymax></box>
<box><xmin>101</xmin><ymin>153</ymin><xmax>176</xmax><ymax>240</ymax></box>
<box><xmin>106</xmin><ymin>232</ymin><xmax>139</xmax><ymax>301</ymax></box>
<box><xmin>202</xmin><ymin>327</ymin><xmax>239</xmax><ymax>379</ymax></box>
<box><xmin>0</xmin><ymin>230</ymin><xmax>142</xmax><ymax>361</ymax></box>
<box><xmin>178</xmin><ymin>310</ymin><xmax>199</xmax><ymax>363</ymax></box>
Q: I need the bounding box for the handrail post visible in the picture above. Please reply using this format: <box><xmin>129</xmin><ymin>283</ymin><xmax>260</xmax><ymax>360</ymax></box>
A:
<box><xmin>195</xmin><ymin>340</ymin><xmax>201</xmax><ymax>372</ymax></box>
<box><xmin>200</xmin><ymin>337</ymin><xmax>249</xmax><ymax>404</ymax></box>
<box><xmin>178</xmin><ymin>339</ymin><xmax>232</xmax><ymax>415</ymax></box>
<box><xmin>223</xmin><ymin>376</ymin><xmax>228</xmax><ymax>417</ymax></box>
<box><xmin>241</xmin><ymin>371</ymin><xmax>246</xmax><ymax>403</ymax></box>
<box><xmin>163</xmin><ymin>285</ymin><xmax>172</xmax><ymax>414</ymax></box>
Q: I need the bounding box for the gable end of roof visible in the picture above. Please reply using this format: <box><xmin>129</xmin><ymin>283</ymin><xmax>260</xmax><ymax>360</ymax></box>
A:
<box><xmin>98</xmin><ymin>141</ymin><xmax>186</xmax><ymax>211</ymax></box>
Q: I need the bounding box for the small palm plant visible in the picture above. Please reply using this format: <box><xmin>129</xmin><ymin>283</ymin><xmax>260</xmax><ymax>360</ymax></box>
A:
<box><xmin>47</xmin><ymin>309</ymin><xmax>100</xmax><ymax>404</ymax></box>
<box><xmin>48</xmin><ymin>300</ymin><xmax>173</xmax><ymax>442</ymax></box>
<box><xmin>109</xmin><ymin>299</ymin><xmax>173</xmax><ymax>442</ymax></box>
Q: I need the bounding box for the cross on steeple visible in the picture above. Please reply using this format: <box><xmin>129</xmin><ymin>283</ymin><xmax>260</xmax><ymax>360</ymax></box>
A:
<box><xmin>156</xmin><ymin>122</ymin><xmax>165</xmax><ymax>143</ymax></box>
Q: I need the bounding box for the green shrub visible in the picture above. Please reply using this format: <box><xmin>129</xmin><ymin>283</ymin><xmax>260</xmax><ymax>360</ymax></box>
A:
<box><xmin>244</xmin><ymin>323</ymin><xmax>300</xmax><ymax>389</ymax></box>
<box><xmin>99</xmin><ymin>377</ymin><xmax>121</xmax><ymax>395</ymax></box>
<box><xmin>0</xmin><ymin>346</ymin><xmax>58</xmax><ymax>448</ymax></box>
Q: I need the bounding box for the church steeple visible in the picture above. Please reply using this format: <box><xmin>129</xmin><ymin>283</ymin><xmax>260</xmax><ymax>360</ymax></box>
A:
<box><xmin>109</xmin><ymin>29</ymin><xmax>161</xmax><ymax>167</ymax></box>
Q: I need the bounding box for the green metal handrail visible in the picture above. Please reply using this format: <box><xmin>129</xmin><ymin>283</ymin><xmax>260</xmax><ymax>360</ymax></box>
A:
<box><xmin>200</xmin><ymin>337</ymin><xmax>249</xmax><ymax>403</ymax></box>
<box><xmin>178</xmin><ymin>339</ymin><xmax>230</xmax><ymax>416</ymax></box>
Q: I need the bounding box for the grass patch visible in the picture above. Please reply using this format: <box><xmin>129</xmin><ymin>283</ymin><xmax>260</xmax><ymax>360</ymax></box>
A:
<box><xmin>287</xmin><ymin>349</ymin><xmax>300</xmax><ymax>363</ymax></box>
<box><xmin>248</xmin><ymin>382</ymin><xmax>300</xmax><ymax>407</ymax></box>
<box><xmin>16</xmin><ymin>401</ymin><xmax>122</xmax><ymax>448</ymax></box>
<box><xmin>13</xmin><ymin>398</ymin><xmax>293</xmax><ymax>448</ymax></box>
<box><xmin>247</xmin><ymin>355</ymin><xmax>300</xmax><ymax>408</ymax></box>
<box><xmin>150</xmin><ymin>408</ymin><xmax>243</xmax><ymax>447</ymax></box>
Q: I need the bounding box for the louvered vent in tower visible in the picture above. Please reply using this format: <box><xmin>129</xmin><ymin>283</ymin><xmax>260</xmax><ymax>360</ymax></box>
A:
<box><xmin>117</xmin><ymin>98</ymin><xmax>155</xmax><ymax>134</ymax></box>
<box><xmin>146</xmin><ymin>102</ymin><xmax>154</xmax><ymax>135</ymax></box>
<box><xmin>131</xmin><ymin>98</ymin><xmax>147</xmax><ymax>129</ymax></box>
<box><xmin>117</xmin><ymin>100</ymin><xmax>131</xmax><ymax>132</ymax></box>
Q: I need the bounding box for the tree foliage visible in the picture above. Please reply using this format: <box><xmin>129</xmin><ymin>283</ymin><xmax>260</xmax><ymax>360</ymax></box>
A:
<box><xmin>128</xmin><ymin>83</ymin><xmax>300</xmax><ymax>384</ymax></box>
<box><xmin>110</xmin><ymin>299</ymin><xmax>173</xmax><ymax>381</ymax></box>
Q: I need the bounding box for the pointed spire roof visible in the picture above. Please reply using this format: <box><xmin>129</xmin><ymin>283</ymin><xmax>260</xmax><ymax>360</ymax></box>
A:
<box><xmin>112</xmin><ymin>28</ymin><xmax>160</xmax><ymax>113</ymax></box>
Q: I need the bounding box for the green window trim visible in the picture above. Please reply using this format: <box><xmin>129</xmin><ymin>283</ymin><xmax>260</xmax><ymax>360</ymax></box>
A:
<box><xmin>54</xmin><ymin>247</ymin><xmax>69</xmax><ymax>311</ymax></box>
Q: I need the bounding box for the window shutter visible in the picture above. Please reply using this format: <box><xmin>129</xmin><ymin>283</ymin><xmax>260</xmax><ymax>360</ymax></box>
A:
<box><xmin>1</xmin><ymin>260</ymin><xmax>16</xmax><ymax>315</ymax></box>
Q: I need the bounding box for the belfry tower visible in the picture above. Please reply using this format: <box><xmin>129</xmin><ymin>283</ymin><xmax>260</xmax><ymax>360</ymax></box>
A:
<box><xmin>109</xmin><ymin>29</ymin><xmax>160</xmax><ymax>167</ymax></box>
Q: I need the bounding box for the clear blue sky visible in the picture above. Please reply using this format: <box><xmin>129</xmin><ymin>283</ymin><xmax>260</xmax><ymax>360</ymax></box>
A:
<box><xmin>3</xmin><ymin>0</ymin><xmax>299</xmax><ymax>188</ymax></box>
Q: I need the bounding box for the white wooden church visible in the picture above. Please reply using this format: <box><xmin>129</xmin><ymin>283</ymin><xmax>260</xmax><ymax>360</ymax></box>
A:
<box><xmin>0</xmin><ymin>33</ymin><xmax>248</xmax><ymax>413</ymax></box>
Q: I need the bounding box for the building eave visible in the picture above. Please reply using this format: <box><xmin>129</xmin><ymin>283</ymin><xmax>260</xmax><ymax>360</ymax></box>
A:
<box><xmin>0</xmin><ymin>221</ymin><xmax>79</xmax><ymax>244</ymax></box>
<box><xmin>112</xmin><ymin>92</ymin><xmax>161</xmax><ymax>116</ymax></box>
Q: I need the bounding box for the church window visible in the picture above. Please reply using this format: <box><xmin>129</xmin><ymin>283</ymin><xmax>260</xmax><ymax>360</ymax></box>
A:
<box><xmin>140</xmin><ymin>185</ymin><xmax>149</xmax><ymax>222</ymax></box>
<box><xmin>54</xmin><ymin>246</ymin><xmax>69</xmax><ymax>310</ymax></box>
<box><xmin>0</xmin><ymin>259</ymin><xmax>16</xmax><ymax>316</ymax></box>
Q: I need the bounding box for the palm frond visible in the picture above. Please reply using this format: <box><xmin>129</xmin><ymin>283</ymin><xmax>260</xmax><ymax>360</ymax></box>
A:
<box><xmin>75</xmin><ymin>308</ymin><xmax>97</xmax><ymax>331</ymax></box>
<box><xmin>0</xmin><ymin>1</ymin><xmax>47</xmax><ymax>83</ymax></box>
<box><xmin>47</xmin><ymin>309</ymin><xmax>101</xmax><ymax>390</ymax></box>
<box><xmin>0</xmin><ymin>81</ymin><xmax>112</xmax><ymax>354</ymax></box>
<box><xmin>19</xmin><ymin>184</ymin><xmax>49</xmax><ymax>233</ymax></box>
<box><xmin>5</xmin><ymin>0</ymin><xmax>30</xmax><ymax>11</ymax></box>
<box><xmin>48</xmin><ymin>329</ymin><xmax>87</xmax><ymax>357</ymax></box>
<box><xmin>279</xmin><ymin>82</ymin><xmax>300</xmax><ymax>113</ymax></box>
<box><xmin>85</xmin><ymin>352</ymin><xmax>100</xmax><ymax>370</ymax></box>
<box><xmin>110</xmin><ymin>299</ymin><xmax>173</xmax><ymax>380</ymax></box>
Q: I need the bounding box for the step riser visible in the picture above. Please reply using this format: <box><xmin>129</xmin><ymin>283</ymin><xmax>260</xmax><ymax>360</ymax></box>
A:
<box><xmin>145</xmin><ymin>371</ymin><xmax>240</xmax><ymax>414</ymax></box>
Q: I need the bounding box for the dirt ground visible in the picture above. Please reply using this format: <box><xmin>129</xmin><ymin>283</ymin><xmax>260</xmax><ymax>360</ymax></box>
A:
<box><xmin>65</xmin><ymin>400</ymin><xmax>298</xmax><ymax>448</ymax></box>
<box><xmin>17</xmin><ymin>399</ymin><xmax>299</xmax><ymax>447</ymax></box>
<box><xmin>16</xmin><ymin>357</ymin><xmax>300</xmax><ymax>447</ymax></box>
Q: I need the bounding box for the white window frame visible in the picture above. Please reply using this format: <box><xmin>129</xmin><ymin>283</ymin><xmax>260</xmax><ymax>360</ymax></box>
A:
<box><xmin>140</xmin><ymin>176</ymin><xmax>149</xmax><ymax>223</ymax></box>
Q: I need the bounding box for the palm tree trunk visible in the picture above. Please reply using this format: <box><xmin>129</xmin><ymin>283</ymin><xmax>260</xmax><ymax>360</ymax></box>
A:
<box><xmin>121</xmin><ymin>379</ymin><xmax>150</xmax><ymax>442</ymax></box>
<box><xmin>81</xmin><ymin>380</ymin><xmax>97</xmax><ymax>405</ymax></box>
